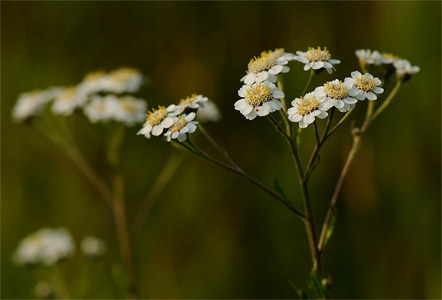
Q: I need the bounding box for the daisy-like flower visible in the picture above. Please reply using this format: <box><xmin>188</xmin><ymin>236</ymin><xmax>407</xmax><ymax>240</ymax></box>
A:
<box><xmin>316</xmin><ymin>79</ymin><xmax>357</xmax><ymax>112</ymax></box>
<box><xmin>77</xmin><ymin>71</ymin><xmax>109</xmax><ymax>95</ymax></box>
<box><xmin>12</xmin><ymin>88</ymin><xmax>62</xmax><ymax>122</ymax></box>
<box><xmin>13</xmin><ymin>228</ymin><xmax>75</xmax><ymax>266</ymax></box>
<box><xmin>137</xmin><ymin>105</ymin><xmax>176</xmax><ymax>138</ymax></box>
<box><xmin>83</xmin><ymin>95</ymin><xmax>119</xmax><ymax>124</ymax></box>
<box><xmin>105</xmin><ymin>67</ymin><xmax>143</xmax><ymax>94</ymax></box>
<box><xmin>346</xmin><ymin>71</ymin><xmax>384</xmax><ymax>100</ymax></box>
<box><xmin>287</xmin><ymin>89</ymin><xmax>328</xmax><ymax>128</ymax></box>
<box><xmin>235</xmin><ymin>81</ymin><xmax>284</xmax><ymax>120</ymax></box>
<box><xmin>171</xmin><ymin>94</ymin><xmax>208</xmax><ymax>115</ymax></box>
<box><xmin>355</xmin><ymin>49</ymin><xmax>383</xmax><ymax>65</ymax></box>
<box><xmin>241</xmin><ymin>48</ymin><xmax>294</xmax><ymax>85</ymax></box>
<box><xmin>295</xmin><ymin>47</ymin><xmax>340</xmax><ymax>73</ymax></box>
<box><xmin>113</xmin><ymin>96</ymin><xmax>147</xmax><ymax>126</ymax></box>
<box><xmin>81</xmin><ymin>236</ymin><xmax>106</xmax><ymax>258</ymax></box>
<box><xmin>196</xmin><ymin>100</ymin><xmax>221</xmax><ymax>123</ymax></box>
<box><xmin>51</xmin><ymin>86</ymin><xmax>88</xmax><ymax>116</ymax></box>
<box><xmin>164</xmin><ymin>112</ymin><xmax>198</xmax><ymax>142</ymax></box>
<box><xmin>393</xmin><ymin>59</ymin><xmax>420</xmax><ymax>79</ymax></box>
<box><xmin>379</xmin><ymin>52</ymin><xmax>400</xmax><ymax>64</ymax></box>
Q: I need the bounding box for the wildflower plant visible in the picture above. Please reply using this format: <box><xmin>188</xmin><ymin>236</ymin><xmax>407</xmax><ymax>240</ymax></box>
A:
<box><xmin>137</xmin><ymin>47</ymin><xmax>419</xmax><ymax>298</ymax></box>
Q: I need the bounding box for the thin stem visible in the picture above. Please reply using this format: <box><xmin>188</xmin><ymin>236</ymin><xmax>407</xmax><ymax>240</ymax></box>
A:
<box><xmin>301</xmin><ymin>70</ymin><xmax>315</xmax><ymax>96</ymax></box>
<box><xmin>277</xmin><ymin>76</ymin><xmax>291</xmax><ymax>136</ymax></box>
<box><xmin>327</xmin><ymin>107</ymin><xmax>354</xmax><ymax>137</ymax></box>
<box><xmin>369</xmin><ymin>80</ymin><xmax>402</xmax><ymax>124</ymax></box>
<box><xmin>184</xmin><ymin>139</ymin><xmax>306</xmax><ymax>219</ymax></box>
<box><xmin>313</xmin><ymin>121</ymin><xmax>320</xmax><ymax>145</ymax></box>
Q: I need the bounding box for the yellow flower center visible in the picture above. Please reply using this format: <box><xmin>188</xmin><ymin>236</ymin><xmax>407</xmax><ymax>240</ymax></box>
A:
<box><xmin>146</xmin><ymin>106</ymin><xmax>167</xmax><ymax>125</ymax></box>
<box><xmin>179</xmin><ymin>94</ymin><xmax>198</xmax><ymax>106</ymax></box>
<box><xmin>355</xmin><ymin>76</ymin><xmax>376</xmax><ymax>92</ymax></box>
<box><xmin>324</xmin><ymin>81</ymin><xmax>347</xmax><ymax>99</ymax></box>
<box><xmin>120</xmin><ymin>98</ymin><xmax>138</xmax><ymax>113</ymax></box>
<box><xmin>247</xmin><ymin>48</ymin><xmax>284</xmax><ymax>73</ymax></box>
<box><xmin>169</xmin><ymin>116</ymin><xmax>187</xmax><ymax>133</ymax></box>
<box><xmin>244</xmin><ymin>83</ymin><xmax>273</xmax><ymax>106</ymax></box>
<box><xmin>57</xmin><ymin>87</ymin><xmax>77</xmax><ymax>102</ymax></box>
<box><xmin>381</xmin><ymin>52</ymin><xmax>400</xmax><ymax>60</ymax></box>
<box><xmin>109</xmin><ymin>68</ymin><xmax>138</xmax><ymax>82</ymax></box>
<box><xmin>296</xmin><ymin>95</ymin><xmax>319</xmax><ymax>116</ymax></box>
<box><xmin>84</xmin><ymin>71</ymin><xmax>106</xmax><ymax>82</ymax></box>
<box><xmin>305</xmin><ymin>47</ymin><xmax>331</xmax><ymax>62</ymax></box>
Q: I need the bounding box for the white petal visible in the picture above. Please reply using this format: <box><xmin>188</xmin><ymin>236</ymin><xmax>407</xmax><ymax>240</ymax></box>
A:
<box><xmin>367</xmin><ymin>92</ymin><xmax>377</xmax><ymax>100</ymax></box>
<box><xmin>269</xmin><ymin>65</ymin><xmax>283</xmax><ymax>74</ymax></box>
<box><xmin>344</xmin><ymin>97</ymin><xmax>358</xmax><ymax>104</ymax></box>
<box><xmin>152</xmin><ymin>125</ymin><xmax>164</xmax><ymax>136</ymax></box>
<box><xmin>289</xmin><ymin>113</ymin><xmax>302</xmax><ymax>122</ymax></box>
<box><xmin>335</xmin><ymin>100</ymin><xmax>344</xmax><ymax>109</ymax></box>
<box><xmin>272</xmin><ymin>90</ymin><xmax>284</xmax><ymax>99</ymax></box>
<box><xmin>317</xmin><ymin>111</ymin><xmax>328</xmax><ymax>119</ymax></box>
<box><xmin>373</xmin><ymin>87</ymin><xmax>384</xmax><ymax>94</ymax></box>
<box><xmin>245</xmin><ymin>109</ymin><xmax>257</xmax><ymax>120</ymax></box>
<box><xmin>162</xmin><ymin>117</ymin><xmax>174</xmax><ymax>128</ymax></box>
<box><xmin>172</xmin><ymin>131</ymin><xmax>179</xmax><ymax>139</ymax></box>
<box><xmin>187</xmin><ymin>123</ymin><xmax>197</xmax><ymax>133</ymax></box>
<box><xmin>177</xmin><ymin>133</ymin><xmax>187</xmax><ymax>142</ymax></box>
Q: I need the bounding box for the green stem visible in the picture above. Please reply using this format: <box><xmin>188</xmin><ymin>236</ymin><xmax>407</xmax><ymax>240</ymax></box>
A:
<box><xmin>369</xmin><ymin>80</ymin><xmax>402</xmax><ymax>124</ymax></box>
<box><xmin>301</xmin><ymin>70</ymin><xmax>315</xmax><ymax>96</ymax></box>
<box><xmin>277</xmin><ymin>76</ymin><xmax>291</xmax><ymax>136</ymax></box>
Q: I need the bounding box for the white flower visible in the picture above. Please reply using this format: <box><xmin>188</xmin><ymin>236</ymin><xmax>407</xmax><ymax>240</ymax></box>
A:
<box><xmin>164</xmin><ymin>112</ymin><xmax>198</xmax><ymax>142</ymax></box>
<box><xmin>235</xmin><ymin>81</ymin><xmax>284</xmax><ymax>120</ymax></box>
<box><xmin>346</xmin><ymin>71</ymin><xmax>384</xmax><ymax>100</ymax></box>
<box><xmin>104</xmin><ymin>68</ymin><xmax>143</xmax><ymax>94</ymax></box>
<box><xmin>316</xmin><ymin>79</ymin><xmax>357</xmax><ymax>112</ymax></box>
<box><xmin>355</xmin><ymin>49</ymin><xmax>383</xmax><ymax>65</ymax></box>
<box><xmin>241</xmin><ymin>48</ymin><xmax>294</xmax><ymax>85</ymax></box>
<box><xmin>393</xmin><ymin>59</ymin><xmax>420</xmax><ymax>77</ymax></box>
<box><xmin>137</xmin><ymin>105</ymin><xmax>176</xmax><ymax>138</ymax></box>
<box><xmin>83</xmin><ymin>95</ymin><xmax>119</xmax><ymax>124</ymax></box>
<box><xmin>13</xmin><ymin>228</ymin><xmax>75</xmax><ymax>266</ymax></box>
<box><xmin>295</xmin><ymin>47</ymin><xmax>340</xmax><ymax>73</ymax></box>
<box><xmin>51</xmin><ymin>86</ymin><xmax>88</xmax><ymax>116</ymax></box>
<box><xmin>77</xmin><ymin>71</ymin><xmax>109</xmax><ymax>95</ymax></box>
<box><xmin>113</xmin><ymin>96</ymin><xmax>147</xmax><ymax>126</ymax></box>
<box><xmin>379</xmin><ymin>52</ymin><xmax>400</xmax><ymax>64</ymax></box>
<box><xmin>170</xmin><ymin>94</ymin><xmax>208</xmax><ymax>115</ymax></box>
<box><xmin>287</xmin><ymin>89</ymin><xmax>328</xmax><ymax>128</ymax></box>
<box><xmin>12</xmin><ymin>88</ymin><xmax>62</xmax><ymax>122</ymax></box>
<box><xmin>81</xmin><ymin>236</ymin><xmax>106</xmax><ymax>258</ymax></box>
<box><xmin>196</xmin><ymin>100</ymin><xmax>221</xmax><ymax>123</ymax></box>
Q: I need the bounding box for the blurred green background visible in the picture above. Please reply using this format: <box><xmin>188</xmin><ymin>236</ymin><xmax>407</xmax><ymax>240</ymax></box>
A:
<box><xmin>2</xmin><ymin>1</ymin><xmax>441</xmax><ymax>299</ymax></box>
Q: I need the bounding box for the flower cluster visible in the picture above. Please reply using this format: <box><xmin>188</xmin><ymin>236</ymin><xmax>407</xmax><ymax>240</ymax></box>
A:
<box><xmin>12</xmin><ymin>67</ymin><xmax>147</xmax><ymax>126</ymax></box>
<box><xmin>138</xmin><ymin>94</ymin><xmax>220</xmax><ymax>142</ymax></box>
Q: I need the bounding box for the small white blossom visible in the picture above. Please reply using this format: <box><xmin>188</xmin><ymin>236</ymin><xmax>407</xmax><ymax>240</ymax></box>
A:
<box><xmin>346</xmin><ymin>71</ymin><xmax>384</xmax><ymax>100</ymax></box>
<box><xmin>113</xmin><ymin>96</ymin><xmax>147</xmax><ymax>126</ymax></box>
<box><xmin>235</xmin><ymin>81</ymin><xmax>284</xmax><ymax>120</ymax></box>
<box><xmin>81</xmin><ymin>236</ymin><xmax>106</xmax><ymax>258</ymax></box>
<box><xmin>287</xmin><ymin>89</ymin><xmax>328</xmax><ymax>128</ymax></box>
<box><xmin>379</xmin><ymin>52</ymin><xmax>399</xmax><ymax>64</ymax></box>
<box><xmin>12</xmin><ymin>88</ymin><xmax>62</xmax><ymax>122</ymax></box>
<box><xmin>393</xmin><ymin>59</ymin><xmax>420</xmax><ymax>77</ymax></box>
<box><xmin>241</xmin><ymin>48</ymin><xmax>294</xmax><ymax>85</ymax></box>
<box><xmin>355</xmin><ymin>49</ymin><xmax>383</xmax><ymax>65</ymax></box>
<box><xmin>316</xmin><ymin>79</ymin><xmax>357</xmax><ymax>112</ymax></box>
<box><xmin>51</xmin><ymin>86</ymin><xmax>88</xmax><ymax>116</ymax></box>
<box><xmin>77</xmin><ymin>71</ymin><xmax>109</xmax><ymax>95</ymax></box>
<box><xmin>13</xmin><ymin>228</ymin><xmax>75</xmax><ymax>266</ymax></box>
<box><xmin>196</xmin><ymin>100</ymin><xmax>221</xmax><ymax>123</ymax></box>
<box><xmin>104</xmin><ymin>68</ymin><xmax>143</xmax><ymax>94</ymax></box>
<box><xmin>170</xmin><ymin>94</ymin><xmax>208</xmax><ymax>115</ymax></box>
<box><xmin>164</xmin><ymin>112</ymin><xmax>198</xmax><ymax>142</ymax></box>
<box><xmin>295</xmin><ymin>47</ymin><xmax>340</xmax><ymax>73</ymax></box>
<box><xmin>137</xmin><ymin>105</ymin><xmax>176</xmax><ymax>138</ymax></box>
<box><xmin>83</xmin><ymin>95</ymin><xmax>119</xmax><ymax>124</ymax></box>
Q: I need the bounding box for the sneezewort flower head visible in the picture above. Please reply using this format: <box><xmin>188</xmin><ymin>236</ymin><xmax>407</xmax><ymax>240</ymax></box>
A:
<box><xmin>83</xmin><ymin>95</ymin><xmax>119</xmax><ymax>124</ymax></box>
<box><xmin>77</xmin><ymin>71</ymin><xmax>109</xmax><ymax>95</ymax></box>
<box><xmin>379</xmin><ymin>52</ymin><xmax>400</xmax><ymax>64</ymax></box>
<box><xmin>393</xmin><ymin>59</ymin><xmax>420</xmax><ymax>80</ymax></box>
<box><xmin>171</xmin><ymin>94</ymin><xmax>208</xmax><ymax>115</ymax></box>
<box><xmin>355</xmin><ymin>49</ymin><xmax>383</xmax><ymax>66</ymax></box>
<box><xmin>51</xmin><ymin>86</ymin><xmax>88</xmax><ymax>116</ymax></box>
<box><xmin>12</xmin><ymin>87</ymin><xmax>62</xmax><ymax>122</ymax></box>
<box><xmin>287</xmin><ymin>89</ymin><xmax>328</xmax><ymax>128</ymax></box>
<box><xmin>196</xmin><ymin>100</ymin><xmax>221</xmax><ymax>123</ymax></box>
<box><xmin>137</xmin><ymin>105</ymin><xmax>176</xmax><ymax>138</ymax></box>
<box><xmin>13</xmin><ymin>228</ymin><xmax>75</xmax><ymax>266</ymax></box>
<box><xmin>164</xmin><ymin>112</ymin><xmax>198</xmax><ymax>142</ymax></box>
<box><xmin>113</xmin><ymin>96</ymin><xmax>147</xmax><ymax>126</ymax></box>
<box><xmin>241</xmin><ymin>48</ymin><xmax>294</xmax><ymax>85</ymax></box>
<box><xmin>316</xmin><ymin>79</ymin><xmax>357</xmax><ymax>112</ymax></box>
<box><xmin>105</xmin><ymin>67</ymin><xmax>143</xmax><ymax>94</ymax></box>
<box><xmin>295</xmin><ymin>47</ymin><xmax>340</xmax><ymax>73</ymax></box>
<box><xmin>81</xmin><ymin>236</ymin><xmax>106</xmax><ymax>258</ymax></box>
<box><xmin>235</xmin><ymin>81</ymin><xmax>284</xmax><ymax>120</ymax></box>
<box><xmin>346</xmin><ymin>71</ymin><xmax>384</xmax><ymax>100</ymax></box>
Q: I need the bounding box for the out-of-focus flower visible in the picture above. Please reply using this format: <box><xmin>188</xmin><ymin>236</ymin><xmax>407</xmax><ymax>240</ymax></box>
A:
<box><xmin>12</xmin><ymin>88</ymin><xmax>62</xmax><ymax>122</ymax></box>
<box><xmin>105</xmin><ymin>68</ymin><xmax>143</xmax><ymax>94</ymax></box>
<box><xmin>241</xmin><ymin>48</ymin><xmax>294</xmax><ymax>85</ymax></box>
<box><xmin>137</xmin><ymin>105</ymin><xmax>176</xmax><ymax>138</ymax></box>
<box><xmin>235</xmin><ymin>81</ymin><xmax>284</xmax><ymax>120</ymax></box>
<box><xmin>393</xmin><ymin>59</ymin><xmax>420</xmax><ymax>79</ymax></box>
<box><xmin>295</xmin><ymin>47</ymin><xmax>340</xmax><ymax>73</ymax></box>
<box><xmin>346</xmin><ymin>71</ymin><xmax>383</xmax><ymax>100</ymax></box>
<box><xmin>51</xmin><ymin>86</ymin><xmax>88</xmax><ymax>116</ymax></box>
<box><xmin>13</xmin><ymin>228</ymin><xmax>75</xmax><ymax>266</ymax></box>
<box><xmin>287</xmin><ymin>89</ymin><xmax>328</xmax><ymax>128</ymax></box>
<box><xmin>316</xmin><ymin>79</ymin><xmax>357</xmax><ymax>112</ymax></box>
<box><xmin>196</xmin><ymin>101</ymin><xmax>221</xmax><ymax>123</ymax></box>
<box><xmin>164</xmin><ymin>112</ymin><xmax>198</xmax><ymax>142</ymax></box>
<box><xmin>81</xmin><ymin>236</ymin><xmax>106</xmax><ymax>258</ymax></box>
<box><xmin>77</xmin><ymin>71</ymin><xmax>109</xmax><ymax>95</ymax></box>
<box><xmin>113</xmin><ymin>96</ymin><xmax>147</xmax><ymax>126</ymax></box>
<box><xmin>33</xmin><ymin>281</ymin><xmax>53</xmax><ymax>299</ymax></box>
<box><xmin>83</xmin><ymin>95</ymin><xmax>119</xmax><ymax>124</ymax></box>
<box><xmin>379</xmin><ymin>52</ymin><xmax>400</xmax><ymax>64</ymax></box>
<box><xmin>355</xmin><ymin>49</ymin><xmax>383</xmax><ymax>66</ymax></box>
<box><xmin>171</xmin><ymin>94</ymin><xmax>208</xmax><ymax>115</ymax></box>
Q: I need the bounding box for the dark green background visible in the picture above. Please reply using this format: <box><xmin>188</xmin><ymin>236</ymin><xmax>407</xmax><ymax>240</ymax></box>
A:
<box><xmin>2</xmin><ymin>1</ymin><xmax>441</xmax><ymax>298</ymax></box>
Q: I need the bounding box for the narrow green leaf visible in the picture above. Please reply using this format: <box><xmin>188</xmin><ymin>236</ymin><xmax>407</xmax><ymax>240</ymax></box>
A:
<box><xmin>274</xmin><ymin>178</ymin><xmax>292</xmax><ymax>204</ymax></box>
<box><xmin>323</xmin><ymin>213</ymin><xmax>337</xmax><ymax>249</ymax></box>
